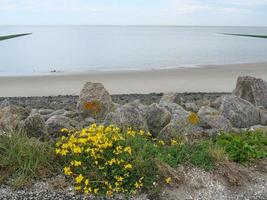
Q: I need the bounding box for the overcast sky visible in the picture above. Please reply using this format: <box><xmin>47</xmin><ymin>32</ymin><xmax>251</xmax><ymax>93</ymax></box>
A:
<box><xmin>0</xmin><ymin>0</ymin><xmax>267</xmax><ymax>26</ymax></box>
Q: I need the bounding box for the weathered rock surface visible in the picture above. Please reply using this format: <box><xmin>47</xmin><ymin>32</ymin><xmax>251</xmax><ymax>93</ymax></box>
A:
<box><xmin>158</xmin><ymin>107</ymin><xmax>203</xmax><ymax>141</ymax></box>
<box><xmin>105</xmin><ymin>101</ymin><xmax>148</xmax><ymax>131</ymax></box>
<box><xmin>76</xmin><ymin>82</ymin><xmax>113</xmax><ymax>119</ymax></box>
<box><xmin>197</xmin><ymin>106</ymin><xmax>233</xmax><ymax>133</ymax></box>
<box><xmin>145</xmin><ymin>103</ymin><xmax>171</xmax><ymax>137</ymax></box>
<box><xmin>213</xmin><ymin>95</ymin><xmax>260</xmax><ymax>128</ymax></box>
<box><xmin>45</xmin><ymin>115</ymin><xmax>81</xmax><ymax>138</ymax></box>
<box><xmin>259</xmin><ymin>109</ymin><xmax>267</xmax><ymax>125</ymax></box>
<box><xmin>159</xmin><ymin>102</ymin><xmax>188</xmax><ymax>116</ymax></box>
<box><xmin>184</xmin><ymin>102</ymin><xmax>199</xmax><ymax>112</ymax></box>
<box><xmin>0</xmin><ymin>105</ymin><xmax>30</xmax><ymax>133</ymax></box>
<box><xmin>20</xmin><ymin>112</ymin><xmax>47</xmax><ymax>138</ymax></box>
<box><xmin>159</xmin><ymin>92</ymin><xmax>181</xmax><ymax>104</ymax></box>
<box><xmin>197</xmin><ymin>106</ymin><xmax>219</xmax><ymax>116</ymax></box>
<box><xmin>38</xmin><ymin>109</ymin><xmax>54</xmax><ymax>115</ymax></box>
<box><xmin>233</xmin><ymin>76</ymin><xmax>267</xmax><ymax>109</ymax></box>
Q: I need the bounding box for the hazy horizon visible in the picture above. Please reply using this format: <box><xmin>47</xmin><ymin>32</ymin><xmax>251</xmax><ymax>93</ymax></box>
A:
<box><xmin>0</xmin><ymin>0</ymin><xmax>267</xmax><ymax>26</ymax></box>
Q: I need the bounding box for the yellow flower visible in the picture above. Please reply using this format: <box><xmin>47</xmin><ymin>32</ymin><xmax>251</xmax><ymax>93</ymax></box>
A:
<box><xmin>165</xmin><ymin>177</ymin><xmax>172</xmax><ymax>184</ymax></box>
<box><xmin>74</xmin><ymin>185</ymin><xmax>82</xmax><ymax>191</ymax></box>
<box><xmin>71</xmin><ymin>160</ymin><xmax>82</xmax><ymax>167</ymax></box>
<box><xmin>63</xmin><ymin>167</ymin><xmax>72</xmax><ymax>176</ymax></box>
<box><xmin>60</xmin><ymin>128</ymin><xmax>69</xmax><ymax>133</ymax></box>
<box><xmin>84</xmin><ymin>179</ymin><xmax>89</xmax><ymax>186</ymax></box>
<box><xmin>187</xmin><ymin>112</ymin><xmax>200</xmax><ymax>125</ymax></box>
<box><xmin>73</xmin><ymin>147</ymin><xmax>82</xmax><ymax>154</ymax></box>
<box><xmin>61</xmin><ymin>149</ymin><xmax>68</xmax><ymax>156</ymax></box>
<box><xmin>124</xmin><ymin>146</ymin><xmax>132</xmax><ymax>155</ymax></box>
<box><xmin>107</xmin><ymin>158</ymin><xmax>116</xmax><ymax>165</ymax></box>
<box><xmin>75</xmin><ymin>174</ymin><xmax>84</xmax><ymax>184</ymax></box>
<box><xmin>124</xmin><ymin>163</ymin><xmax>133</xmax><ymax>170</ymax></box>
<box><xmin>158</xmin><ymin>140</ymin><xmax>165</xmax><ymax>146</ymax></box>
<box><xmin>94</xmin><ymin>188</ymin><xmax>99</xmax><ymax>194</ymax></box>
<box><xmin>134</xmin><ymin>181</ymin><xmax>143</xmax><ymax>189</ymax></box>
<box><xmin>115</xmin><ymin>176</ymin><xmax>124</xmax><ymax>182</ymax></box>
<box><xmin>55</xmin><ymin>148</ymin><xmax>61</xmax><ymax>154</ymax></box>
<box><xmin>171</xmin><ymin>139</ymin><xmax>178</xmax><ymax>146</ymax></box>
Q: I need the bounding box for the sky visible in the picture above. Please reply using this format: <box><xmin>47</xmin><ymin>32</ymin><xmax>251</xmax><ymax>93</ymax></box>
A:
<box><xmin>0</xmin><ymin>0</ymin><xmax>267</xmax><ymax>26</ymax></box>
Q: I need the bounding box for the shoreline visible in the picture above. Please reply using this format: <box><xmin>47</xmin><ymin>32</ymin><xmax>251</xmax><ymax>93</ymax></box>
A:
<box><xmin>0</xmin><ymin>62</ymin><xmax>267</xmax><ymax>97</ymax></box>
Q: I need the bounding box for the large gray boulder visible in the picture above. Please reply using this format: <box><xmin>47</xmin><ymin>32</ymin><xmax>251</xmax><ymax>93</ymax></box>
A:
<box><xmin>105</xmin><ymin>101</ymin><xmax>148</xmax><ymax>131</ymax></box>
<box><xmin>158</xmin><ymin>106</ymin><xmax>203</xmax><ymax>141</ymax></box>
<box><xmin>145</xmin><ymin>103</ymin><xmax>171</xmax><ymax>137</ymax></box>
<box><xmin>197</xmin><ymin>106</ymin><xmax>219</xmax><ymax>116</ymax></box>
<box><xmin>184</xmin><ymin>102</ymin><xmax>199</xmax><ymax>112</ymax></box>
<box><xmin>159</xmin><ymin>102</ymin><xmax>188</xmax><ymax>115</ymax></box>
<box><xmin>0</xmin><ymin>105</ymin><xmax>30</xmax><ymax>133</ymax></box>
<box><xmin>20</xmin><ymin>112</ymin><xmax>47</xmax><ymax>138</ymax></box>
<box><xmin>259</xmin><ymin>109</ymin><xmax>267</xmax><ymax>125</ymax></box>
<box><xmin>197</xmin><ymin>106</ymin><xmax>235</xmax><ymax>135</ymax></box>
<box><xmin>45</xmin><ymin>115</ymin><xmax>81</xmax><ymax>138</ymax></box>
<box><xmin>212</xmin><ymin>95</ymin><xmax>260</xmax><ymax>128</ymax></box>
<box><xmin>76</xmin><ymin>82</ymin><xmax>113</xmax><ymax>119</ymax></box>
<box><xmin>233</xmin><ymin>76</ymin><xmax>267</xmax><ymax>109</ymax></box>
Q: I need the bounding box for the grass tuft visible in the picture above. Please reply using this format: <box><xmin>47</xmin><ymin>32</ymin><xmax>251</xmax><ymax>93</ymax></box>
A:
<box><xmin>0</xmin><ymin>132</ymin><xmax>58</xmax><ymax>188</ymax></box>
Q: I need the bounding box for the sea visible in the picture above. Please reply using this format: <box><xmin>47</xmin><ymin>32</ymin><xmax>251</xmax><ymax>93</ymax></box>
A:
<box><xmin>0</xmin><ymin>26</ymin><xmax>267</xmax><ymax>76</ymax></box>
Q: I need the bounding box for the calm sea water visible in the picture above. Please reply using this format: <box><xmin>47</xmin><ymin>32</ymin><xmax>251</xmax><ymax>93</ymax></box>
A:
<box><xmin>0</xmin><ymin>26</ymin><xmax>267</xmax><ymax>75</ymax></box>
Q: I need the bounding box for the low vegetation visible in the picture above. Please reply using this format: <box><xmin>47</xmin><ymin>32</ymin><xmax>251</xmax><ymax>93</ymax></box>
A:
<box><xmin>0</xmin><ymin>126</ymin><xmax>266</xmax><ymax>196</ymax></box>
<box><xmin>0</xmin><ymin>132</ymin><xmax>58</xmax><ymax>188</ymax></box>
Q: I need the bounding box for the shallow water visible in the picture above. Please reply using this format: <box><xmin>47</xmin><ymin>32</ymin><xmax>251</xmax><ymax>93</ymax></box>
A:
<box><xmin>0</xmin><ymin>26</ymin><xmax>267</xmax><ymax>75</ymax></box>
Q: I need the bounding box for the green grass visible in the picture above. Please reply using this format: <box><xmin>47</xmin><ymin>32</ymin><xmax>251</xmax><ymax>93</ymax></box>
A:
<box><xmin>213</xmin><ymin>131</ymin><xmax>267</xmax><ymax>163</ymax></box>
<box><xmin>0</xmin><ymin>132</ymin><xmax>59</xmax><ymax>188</ymax></box>
<box><xmin>0</xmin><ymin>129</ymin><xmax>266</xmax><ymax>192</ymax></box>
<box><xmin>0</xmin><ymin>33</ymin><xmax>32</xmax><ymax>41</ymax></box>
<box><xmin>222</xmin><ymin>33</ymin><xmax>267</xmax><ymax>39</ymax></box>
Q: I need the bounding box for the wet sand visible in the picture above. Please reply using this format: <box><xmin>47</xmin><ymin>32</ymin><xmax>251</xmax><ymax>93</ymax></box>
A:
<box><xmin>0</xmin><ymin>62</ymin><xmax>267</xmax><ymax>97</ymax></box>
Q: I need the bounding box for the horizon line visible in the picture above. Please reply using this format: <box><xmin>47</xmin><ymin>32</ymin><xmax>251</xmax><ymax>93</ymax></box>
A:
<box><xmin>0</xmin><ymin>25</ymin><xmax>267</xmax><ymax>27</ymax></box>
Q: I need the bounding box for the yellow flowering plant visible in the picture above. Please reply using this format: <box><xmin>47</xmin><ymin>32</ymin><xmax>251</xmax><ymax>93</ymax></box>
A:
<box><xmin>55</xmin><ymin>124</ymin><xmax>152</xmax><ymax>196</ymax></box>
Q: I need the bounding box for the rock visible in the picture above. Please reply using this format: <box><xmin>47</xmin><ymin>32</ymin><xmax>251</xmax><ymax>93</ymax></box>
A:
<box><xmin>82</xmin><ymin>117</ymin><xmax>96</xmax><ymax>127</ymax></box>
<box><xmin>158</xmin><ymin>107</ymin><xmax>203</xmax><ymax>141</ymax></box>
<box><xmin>259</xmin><ymin>109</ymin><xmax>267</xmax><ymax>125</ymax></box>
<box><xmin>0</xmin><ymin>99</ymin><xmax>10</xmax><ymax>108</ymax></box>
<box><xmin>105</xmin><ymin>101</ymin><xmax>148</xmax><ymax>131</ymax></box>
<box><xmin>159</xmin><ymin>92</ymin><xmax>181</xmax><ymax>104</ymax></box>
<box><xmin>0</xmin><ymin>105</ymin><xmax>30</xmax><ymax>133</ymax></box>
<box><xmin>45</xmin><ymin>115</ymin><xmax>81</xmax><ymax>138</ymax></box>
<box><xmin>197</xmin><ymin>106</ymin><xmax>219</xmax><ymax>116</ymax></box>
<box><xmin>76</xmin><ymin>82</ymin><xmax>113</xmax><ymax>119</ymax></box>
<box><xmin>63</xmin><ymin>111</ymin><xmax>79</xmax><ymax>119</ymax></box>
<box><xmin>38</xmin><ymin>109</ymin><xmax>54</xmax><ymax>115</ymax></box>
<box><xmin>249</xmin><ymin>125</ymin><xmax>265</xmax><ymax>131</ymax></box>
<box><xmin>233</xmin><ymin>76</ymin><xmax>267</xmax><ymax>109</ymax></box>
<box><xmin>43</xmin><ymin>109</ymin><xmax>67</xmax><ymax>121</ymax></box>
<box><xmin>197</xmin><ymin>106</ymin><xmax>233</xmax><ymax>133</ymax></box>
<box><xmin>184</xmin><ymin>102</ymin><xmax>199</xmax><ymax>112</ymax></box>
<box><xmin>199</xmin><ymin>114</ymin><xmax>234</xmax><ymax>133</ymax></box>
<box><xmin>145</xmin><ymin>103</ymin><xmax>171</xmax><ymax>137</ymax></box>
<box><xmin>20</xmin><ymin>112</ymin><xmax>47</xmax><ymax>138</ymax></box>
<box><xmin>213</xmin><ymin>95</ymin><xmax>260</xmax><ymax>128</ymax></box>
<box><xmin>159</xmin><ymin>102</ymin><xmax>188</xmax><ymax>115</ymax></box>
<box><xmin>49</xmin><ymin>101</ymin><xmax>63</xmax><ymax>110</ymax></box>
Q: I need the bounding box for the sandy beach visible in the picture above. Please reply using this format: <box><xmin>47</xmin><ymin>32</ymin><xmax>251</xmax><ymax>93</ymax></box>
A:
<box><xmin>0</xmin><ymin>62</ymin><xmax>267</xmax><ymax>97</ymax></box>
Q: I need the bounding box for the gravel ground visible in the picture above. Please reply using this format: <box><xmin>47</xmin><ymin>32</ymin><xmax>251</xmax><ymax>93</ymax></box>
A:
<box><xmin>0</xmin><ymin>92</ymin><xmax>229</xmax><ymax>111</ymax></box>
<box><xmin>1</xmin><ymin>162</ymin><xmax>266</xmax><ymax>200</ymax></box>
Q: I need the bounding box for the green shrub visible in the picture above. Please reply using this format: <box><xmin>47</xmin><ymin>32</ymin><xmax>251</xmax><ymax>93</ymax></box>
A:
<box><xmin>213</xmin><ymin>131</ymin><xmax>267</xmax><ymax>163</ymax></box>
<box><xmin>0</xmin><ymin>132</ymin><xmax>57</xmax><ymax>188</ymax></box>
<box><xmin>159</xmin><ymin>141</ymin><xmax>215</xmax><ymax>171</ymax></box>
